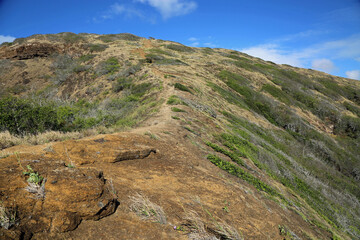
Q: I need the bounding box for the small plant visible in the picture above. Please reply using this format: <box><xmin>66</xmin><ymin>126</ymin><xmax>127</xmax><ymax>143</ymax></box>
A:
<box><xmin>167</xmin><ymin>95</ymin><xmax>183</xmax><ymax>105</ymax></box>
<box><xmin>144</xmin><ymin>131</ymin><xmax>158</xmax><ymax>139</ymax></box>
<box><xmin>129</xmin><ymin>193</ymin><xmax>167</xmax><ymax>224</ymax></box>
<box><xmin>23</xmin><ymin>165</ymin><xmax>43</xmax><ymax>185</ymax></box>
<box><xmin>23</xmin><ymin>165</ymin><xmax>46</xmax><ymax>199</ymax></box>
<box><xmin>171</xmin><ymin>116</ymin><xmax>180</xmax><ymax>120</ymax></box>
<box><xmin>171</xmin><ymin>107</ymin><xmax>186</xmax><ymax>113</ymax></box>
<box><xmin>65</xmin><ymin>162</ymin><xmax>75</xmax><ymax>168</ymax></box>
<box><xmin>0</xmin><ymin>204</ymin><xmax>16</xmax><ymax>230</ymax></box>
<box><xmin>222</xmin><ymin>200</ymin><xmax>230</xmax><ymax>213</ymax></box>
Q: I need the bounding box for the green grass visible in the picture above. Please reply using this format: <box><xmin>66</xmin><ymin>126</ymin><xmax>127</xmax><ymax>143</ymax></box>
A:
<box><xmin>206</xmin><ymin>142</ymin><xmax>246</xmax><ymax>167</ymax></box>
<box><xmin>167</xmin><ymin>95</ymin><xmax>183</xmax><ymax>105</ymax></box>
<box><xmin>218</xmin><ymin>70</ymin><xmax>249</xmax><ymax>85</ymax></box>
<box><xmin>174</xmin><ymin>83</ymin><xmax>192</xmax><ymax>93</ymax></box>
<box><xmin>78</xmin><ymin>54</ymin><xmax>96</xmax><ymax>62</ymax></box>
<box><xmin>207</xmin><ymin>154</ymin><xmax>287</xmax><ymax>202</ymax></box>
<box><xmin>262</xmin><ymin>84</ymin><xmax>292</xmax><ymax>105</ymax></box>
<box><xmin>171</xmin><ymin>107</ymin><xmax>186</xmax><ymax>113</ymax></box>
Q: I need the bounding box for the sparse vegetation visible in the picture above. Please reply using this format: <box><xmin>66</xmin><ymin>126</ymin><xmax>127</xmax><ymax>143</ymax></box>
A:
<box><xmin>1</xmin><ymin>32</ymin><xmax>360</xmax><ymax>239</ymax></box>
<box><xmin>0</xmin><ymin>204</ymin><xmax>16</xmax><ymax>230</ymax></box>
<box><xmin>171</xmin><ymin>107</ymin><xmax>187</xmax><ymax>113</ymax></box>
<box><xmin>174</xmin><ymin>83</ymin><xmax>192</xmax><ymax>93</ymax></box>
<box><xmin>166</xmin><ymin>44</ymin><xmax>194</xmax><ymax>53</ymax></box>
<box><xmin>129</xmin><ymin>193</ymin><xmax>167</xmax><ymax>224</ymax></box>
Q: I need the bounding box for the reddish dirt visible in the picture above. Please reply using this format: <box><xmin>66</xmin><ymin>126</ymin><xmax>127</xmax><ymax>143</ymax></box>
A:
<box><xmin>1</xmin><ymin>132</ymin><xmax>331</xmax><ymax>239</ymax></box>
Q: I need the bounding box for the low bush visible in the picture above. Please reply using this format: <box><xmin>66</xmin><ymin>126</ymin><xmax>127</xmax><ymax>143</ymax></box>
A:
<box><xmin>166</xmin><ymin>44</ymin><xmax>194</xmax><ymax>53</ymax></box>
<box><xmin>98</xmin><ymin>33</ymin><xmax>141</xmax><ymax>43</ymax></box>
<box><xmin>96</xmin><ymin>57</ymin><xmax>120</xmax><ymax>75</ymax></box>
<box><xmin>207</xmin><ymin>154</ymin><xmax>286</xmax><ymax>202</ymax></box>
<box><xmin>167</xmin><ymin>95</ymin><xmax>183</xmax><ymax>105</ymax></box>
<box><xmin>78</xmin><ymin>54</ymin><xmax>96</xmax><ymax>62</ymax></box>
<box><xmin>261</xmin><ymin>84</ymin><xmax>291</xmax><ymax>105</ymax></box>
<box><xmin>83</xmin><ymin>43</ymin><xmax>108</xmax><ymax>52</ymax></box>
<box><xmin>0</xmin><ymin>97</ymin><xmax>74</xmax><ymax>135</ymax></box>
<box><xmin>218</xmin><ymin>70</ymin><xmax>248</xmax><ymax>85</ymax></box>
<box><xmin>171</xmin><ymin>107</ymin><xmax>186</xmax><ymax>112</ymax></box>
<box><xmin>174</xmin><ymin>83</ymin><xmax>192</xmax><ymax>93</ymax></box>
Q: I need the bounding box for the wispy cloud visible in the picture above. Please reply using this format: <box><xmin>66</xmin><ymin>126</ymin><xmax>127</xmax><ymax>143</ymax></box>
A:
<box><xmin>311</xmin><ymin>59</ymin><xmax>336</xmax><ymax>73</ymax></box>
<box><xmin>93</xmin><ymin>3</ymin><xmax>145</xmax><ymax>22</ymax></box>
<box><xmin>187</xmin><ymin>36</ymin><xmax>216</xmax><ymax>48</ymax></box>
<box><xmin>273</xmin><ymin>29</ymin><xmax>331</xmax><ymax>43</ymax></box>
<box><xmin>240</xmin><ymin>34</ymin><xmax>360</xmax><ymax>74</ymax></box>
<box><xmin>240</xmin><ymin>44</ymin><xmax>303</xmax><ymax>67</ymax></box>
<box><xmin>0</xmin><ymin>35</ymin><xmax>16</xmax><ymax>44</ymax></box>
<box><xmin>136</xmin><ymin>0</ymin><xmax>197</xmax><ymax>19</ymax></box>
<box><xmin>346</xmin><ymin>70</ymin><xmax>360</xmax><ymax>80</ymax></box>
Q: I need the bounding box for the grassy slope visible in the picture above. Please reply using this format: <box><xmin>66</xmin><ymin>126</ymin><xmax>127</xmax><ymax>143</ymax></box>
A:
<box><xmin>1</xmin><ymin>33</ymin><xmax>360</xmax><ymax>239</ymax></box>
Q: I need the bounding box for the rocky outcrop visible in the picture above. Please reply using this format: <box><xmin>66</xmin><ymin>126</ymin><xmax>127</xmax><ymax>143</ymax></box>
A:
<box><xmin>0</xmin><ymin>153</ymin><xmax>118</xmax><ymax>238</ymax></box>
<box><xmin>0</xmin><ymin>43</ymin><xmax>62</xmax><ymax>60</ymax></box>
<box><xmin>48</xmin><ymin>135</ymin><xmax>157</xmax><ymax>165</ymax></box>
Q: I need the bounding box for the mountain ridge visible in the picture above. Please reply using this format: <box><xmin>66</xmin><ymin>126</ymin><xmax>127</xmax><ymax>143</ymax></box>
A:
<box><xmin>0</xmin><ymin>32</ymin><xmax>359</xmax><ymax>239</ymax></box>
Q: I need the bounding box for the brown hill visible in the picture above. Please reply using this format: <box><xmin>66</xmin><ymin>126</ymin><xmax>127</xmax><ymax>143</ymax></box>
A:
<box><xmin>0</xmin><ymin>32</ymin><xmax>359</xmax><ymax>239</ymax></box>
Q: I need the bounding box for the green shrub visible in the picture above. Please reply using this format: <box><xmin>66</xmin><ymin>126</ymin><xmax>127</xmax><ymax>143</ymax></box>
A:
<box><xmin>148</xmin><ymin>48</ymin><xmax>173</xmax><ymax>56</ymax></box>
<box><xmin>262</xmin><ymin>84</ymin><xmax>291</xmax><ymax>104</ymax></box>
<box><xmin>218</xmin><ymin>70</ymin><xmax>249</xmax><ymax>85</ymax></box>
<box><xmin>334</xmin><ymin>115</ymin><xmax>360</xmax><ymax>139</ymax></box>
<box><xmin>165</xmin><ymin>44</ymin><xmax>194</xmax><ymax>53</ymax></box>
<box><xmin>84</xmin><ymin>43</ymin><xmax>108</xmax><ymax>52</ymax></box>
<box><xmin>167</xmin><ymin>95</ymin><xmax>183</xmax><ymax>105</ymax></box>
<box><xmin>207</xmin><ymin>154</ymin><xmax>286</xmax><ymax>201</ymax></box>
<box><xmin>0</xmin><ymin>97</ymin><xmax>73</xmax><ymax>135</ymax></box>
<box><xmin>171</xmin><ymin>107</ymin><xmax>186</xmax><ymax>112</ymax></box>
<box><xmin>97</xmin><ymin>57</ymin><xmax>120</xmax><ymax>75</ymax></box>
<box><xmin>78</xmin><ymin>54</ymin><xmax>96</xmax><ymax>62</ymax></box>
<box><xmin>206</xmin><ymin>142</ymin><xmax>246</xmax><ymax>167</ymax></box>
<box><xmin>62</xmin><ymin>32</ymin><xmax>84</xmax><ymax>43</ymax></box>
<box><xmin>98</xmin><ymin>33</ymin><xmax>141</xmax><ymax>43</ymax></box>
<box><xmin>344</xmin><ymin>102</ymin><xmax>360</xmax><ymax>117</ymax></box>
<box><xmin>113</xmin><ymin>77</ymin><xmax>133</xmax><ymax>93</ymax></box>
<box><xmin>152</xmin><ymin>58</ymin><xmax>187</xmax><ymax>66</ymax></box>
<box><xmin>174</xmin><ymin>83</ymin><xmax>192</xmax><ymax>93</ymax></box>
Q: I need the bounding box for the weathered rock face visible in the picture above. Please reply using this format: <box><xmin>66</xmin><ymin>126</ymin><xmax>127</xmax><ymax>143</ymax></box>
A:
<box><xmin>0</xmin><ymin>153</ymin><xmax>118</xmax><ymax>238</ymax></box>
<box><xmin>48</xmin><ymin>135</ymin><xmax>157</xmax><ymax>165</ymax></box>
<box><xmin>0</xmin><ymin>134</ymin><xmax>157</xmax><ymax>239</ymax></box>
<box><xmin>0</xmin><ymin>43</ymin><xmax>61</xmax><ymax>60</ymax></box>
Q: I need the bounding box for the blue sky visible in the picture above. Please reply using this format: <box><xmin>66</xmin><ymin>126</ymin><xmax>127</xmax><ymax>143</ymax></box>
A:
<box><xmin>1</xmin><ymin>0</ymin><xmax>360</xmax><ymax>79</ymax></box>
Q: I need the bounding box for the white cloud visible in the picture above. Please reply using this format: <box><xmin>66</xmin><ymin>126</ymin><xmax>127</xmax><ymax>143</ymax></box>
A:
<box><xmin>0</xmin><ymin>35</ymin><xmax>16</xmax><ymax>44</ymax></box>
<box><xmin>346</xmin><ymin>70</ymin><xmax>360</xmax><ymax>80</ymax></box>
<box><xmin>94</xmin><ymin>3</ymin><xmax>144</xmax><ymax>22</ymax></box>
<box><xmin>136</xmin><ymin>0</ymin><xmax>197</xmax><ymax>19</ymax></box>
<box><xmin>240</xmin><ymin>34</ymin><xmax>360</xmax><ymax>72</ymax></box>
<box><xmin>204</xmin><ymin>42</ymin><xmax>217</xmax><ymax>48</ymax></box>
<box><xmin>190</xmin><ymin>42</ymin><xmax>199</xmax><ymax>47</ymax></box>
<box><xmin>311</xmin><ymin>59</ymin><xmax>336</xmax><ymax>73</ymax></box>
<box><xmin>240</xmin><ymin>44</ymin><xmax>303</xmax><ymax>67</ymax></box>
<box><xmin>188</xmin><ymin>37</ymin><xmax>198</xmax><ymax>41</ymax></box>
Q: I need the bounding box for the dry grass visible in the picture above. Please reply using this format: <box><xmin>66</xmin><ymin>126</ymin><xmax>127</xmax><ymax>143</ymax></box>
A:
<box><xmin>183</xmin><ymin>210</ymin><xmax>219</xmax><ymax>240</ymax></box>
<box><xmin>0</xmin><ymin>204</ymin><xmax>16</xmax><ymax>230</ymax></box>
<box><xmin>181</xmin><ymin>209</ymin><xmax>242</xmax><ymax>240</ymax></box>
<box><xmin>0</xmin><ymin>129</ymin><xmax>101</xmax><ymax>150</ymax></box>
<box><xmin>129</xmin><ymin>193</ymin><xmax>167</xmax><ymax>224</ymax></box>
<box><xmin>25</xmin><ymin>179</ymin><xmax>46</xmax><ymax>199</ymax></box>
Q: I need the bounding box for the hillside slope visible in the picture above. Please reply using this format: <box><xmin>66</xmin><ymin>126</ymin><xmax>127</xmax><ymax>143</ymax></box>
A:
<box><xmin>0</xmin><ymin>33</ymin><xmax>359</xmax><ymax>239</ymax></box>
